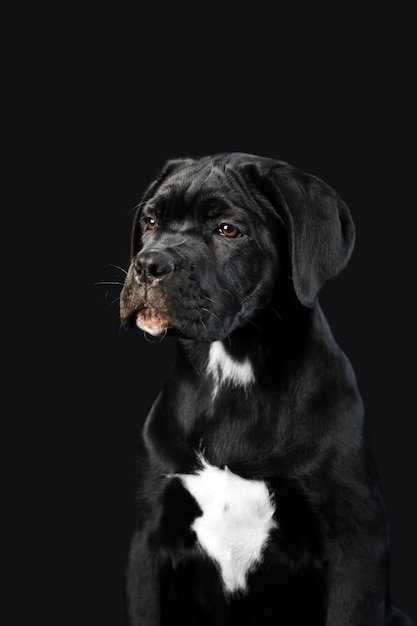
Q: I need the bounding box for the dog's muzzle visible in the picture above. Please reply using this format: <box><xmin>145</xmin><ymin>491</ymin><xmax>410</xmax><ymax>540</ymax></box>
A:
<box><xmin>120</xmin><ymin>246</ymin><xmax>187</xmax><ymax>336</ymax></box>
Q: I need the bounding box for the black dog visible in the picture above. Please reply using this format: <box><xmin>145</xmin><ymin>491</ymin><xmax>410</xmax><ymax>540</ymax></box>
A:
<box><xmin>120</xmin><ymin>152</ymin><xmax>414</xmax><ymax>625</ymax></box>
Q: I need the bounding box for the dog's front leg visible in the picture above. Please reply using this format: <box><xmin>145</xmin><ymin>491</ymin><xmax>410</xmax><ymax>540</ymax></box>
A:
<box><xmin>126</xmin><ymin>530</ymin><xmax>161</xmax><ymax>626</ymax></box>
<box><xmin>325</xmin><ymin>537</ymin><xmax>388</xmax><ymax>626</ymax></box>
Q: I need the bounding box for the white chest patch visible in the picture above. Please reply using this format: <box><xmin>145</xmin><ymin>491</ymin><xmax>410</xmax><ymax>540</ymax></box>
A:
<box><xmin>207</xmin><ymin>341</ymin><xmax>255</xmax><ymax>399</ymax></box>
<box><xmin>176</xmin><ymin>458</ymin><xmax>277</xmax><ymax>594</ymax></box>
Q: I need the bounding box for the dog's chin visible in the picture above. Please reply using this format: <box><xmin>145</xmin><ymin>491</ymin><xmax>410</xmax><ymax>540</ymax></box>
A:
<box><xmin>136</xmin><ymin>314</ymin><xmax>227</xmax><ymax>343</ymax></box>
<box><xmin>136</xmin><ymin>316</ymin><xmax>214</xmax><ymax>342</ymax></box>
<box><xmin>134</xmin><ymin>308</ymin><xmax>171</xmax><ymax>337</ymax></box>
<box><xmin>126</xmin><ymin>300</ymin><xmax>239</xmax><ymax>343</ymax></box>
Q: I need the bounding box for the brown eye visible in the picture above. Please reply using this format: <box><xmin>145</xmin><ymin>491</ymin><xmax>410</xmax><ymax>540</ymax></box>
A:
<box><xmin>145</xmin><ymin>216</ymin><xmax>158</xmax><ymax>230</ymax></box>
<box><xmin>218</xmin><ymin>223</ymin><xmax>240</xmax><ymax>238</ymax></box>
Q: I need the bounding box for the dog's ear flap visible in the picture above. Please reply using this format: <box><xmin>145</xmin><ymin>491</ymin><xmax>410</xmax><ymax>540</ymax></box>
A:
<box><xmin>257</xmin><ymin>162</ymin><xmax>356</xmax><ymax>307</ymax></box>
<box><xmin>130</xmin><ymin>158</ymin><xmax>195</xmax><ymax>256</ymax></box>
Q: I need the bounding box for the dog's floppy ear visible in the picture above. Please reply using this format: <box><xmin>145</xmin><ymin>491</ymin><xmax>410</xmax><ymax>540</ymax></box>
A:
<box><xmin>130</xmin><ymin>157</ymin><xmax>195</xmax><ymax>257</ymax></box>
<box><xmin>257</xmin><ymin>161</ymin><xmax>355</xmax><ymax>307</ymax></box>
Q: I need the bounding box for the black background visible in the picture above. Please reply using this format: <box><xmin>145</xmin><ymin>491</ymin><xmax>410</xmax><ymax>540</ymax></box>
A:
<box><xmin>11</xmin><ymin>5</ymin><xmax>416</xmax><ymax>626</ymax></box>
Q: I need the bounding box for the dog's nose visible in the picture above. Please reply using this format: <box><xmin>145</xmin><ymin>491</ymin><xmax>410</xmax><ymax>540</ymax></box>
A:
<box><xmin>135</xmin><ymin>250</ymin><xmax>175</xmax><ymax>281</ymax></box>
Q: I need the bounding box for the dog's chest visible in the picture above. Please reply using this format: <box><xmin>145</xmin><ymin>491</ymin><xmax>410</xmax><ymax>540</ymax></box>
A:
<box><xmin>174</xmin><ymin>458</ymin><xmax>277</xmax><ymax>594</ymax></box>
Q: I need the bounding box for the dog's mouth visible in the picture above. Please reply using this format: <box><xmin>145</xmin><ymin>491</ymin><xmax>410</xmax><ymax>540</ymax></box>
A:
<box><xmin>120</xmin><ymin>271</ymin><xmax>172</xmax><ymax>337</ymax></box>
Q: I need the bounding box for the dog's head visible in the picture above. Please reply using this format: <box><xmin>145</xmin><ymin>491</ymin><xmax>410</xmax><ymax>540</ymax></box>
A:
<box><xmin>120</xmin><ymin>152</ymin><xmax>355</xmax><ymax>341</ymax></box>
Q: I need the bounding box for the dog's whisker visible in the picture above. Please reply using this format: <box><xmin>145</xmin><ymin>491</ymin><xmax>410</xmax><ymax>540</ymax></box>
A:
<box><xmin>200</xmin><ymin>307</ymin><xmax>224</xmax><ymax>326</ymax></box>
<box><xmin>240</xmin><ymin>316</ymin><xmax>261</xmax><ymax>332</ymax></box>
<box><xmin>94</xmin><ymin>280</ymin><xmax>125</xmax><ymax>286</ymax></box>
<box><xmin>110</xmin><ymin>296</ymin><xmax>121</xmax><ymax>307</ymax></box>
<box><xmin>187</xmin><ymin>351</ymin><xmax>202</xmax><ymax>379</ymax></box>
<box><xmin>128</xmin><ymin>199</ymin><xmax>151</xmax><ymax>215</ymax></box>
<box><xmin>142</xmin><ymin>329</ymin><xmax>167</xmax><ymax>343</ymax></box>
<box><xmin>144</xmin><ymin>269</ymin><xmax>148</xmax><ymax>305</ymax></box>
<box><xmin>271</xmin><ymin>307</ymin><xmax>283</xmax><ymax>322</ymax></box>
<box><xmin>172</xmin><ymin>239</ymin><xmax>188</xmax><ymax>248</ymax></box>
<box><xmin>158</xmin><ymin>329</ymin><xmax>168</xmax><ymax>341</ymax></box>
<box><xmin>109</xmin><ymin>263</ymin><xmax>128</xmax><ymax>275</ymax></box>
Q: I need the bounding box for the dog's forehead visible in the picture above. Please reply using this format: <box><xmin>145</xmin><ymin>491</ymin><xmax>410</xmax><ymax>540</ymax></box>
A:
<box><xmin>147</xmin><ymin>160</ymin><xmax>266</xmax><ymax>222</ymax></box>
<box><xmin>160</xmin><ymin>163</ymin><xmax>237</xmax><ymax>200</ymax></box>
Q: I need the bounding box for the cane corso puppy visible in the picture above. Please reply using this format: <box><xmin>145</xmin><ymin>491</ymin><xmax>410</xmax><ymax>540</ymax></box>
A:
<box><xmin>120</xmin><ymin>152</ymin><xmax>414</xmax><ymax>625</ymax></box>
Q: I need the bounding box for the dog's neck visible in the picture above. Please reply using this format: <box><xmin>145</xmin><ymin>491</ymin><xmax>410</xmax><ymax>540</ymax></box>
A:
<box><xmin>178</xmin><ymin>293</ymin><xmax>321</xmax><ymax>382</ymax></box>
<box><xmin>144</xmin><ymin>298</ymin><xmax>352</xmax><ymax>473</ymax></box>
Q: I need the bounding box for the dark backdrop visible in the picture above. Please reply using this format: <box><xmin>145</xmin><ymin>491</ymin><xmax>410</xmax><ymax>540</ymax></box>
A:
<box><xmin>15</xmin><ymin>5</ymin><xmax>416</xmax><ymax>626</ymax></box>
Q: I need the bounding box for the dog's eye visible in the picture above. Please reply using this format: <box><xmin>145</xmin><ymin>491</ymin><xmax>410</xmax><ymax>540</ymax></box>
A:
<box><xmin>217</xmin><ymin>223</ymin><xmax>241</xmax><ymax>238</ymax></box>
<box><xmin>145</xmin><ymin>216</ymin><xmax>158</xmax><ymax>230</ymax></box>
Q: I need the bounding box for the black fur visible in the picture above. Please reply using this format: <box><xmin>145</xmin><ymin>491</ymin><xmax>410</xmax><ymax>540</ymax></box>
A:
<box><xmin>120</xmin><ymin>152</ymin><xmax>414</xmax><ymax>625</ymax></box>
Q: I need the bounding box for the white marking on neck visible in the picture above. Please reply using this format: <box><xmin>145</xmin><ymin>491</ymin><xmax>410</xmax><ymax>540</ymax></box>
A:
<box><xmin>176</xmin><ymin>457</ymin><xmax>277</xmax><ymax>594</ymax></box>
<box><xmin>207</xmin><ymin>341</ymin><xmax>255</xmax><ymax>399</ymax></box>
